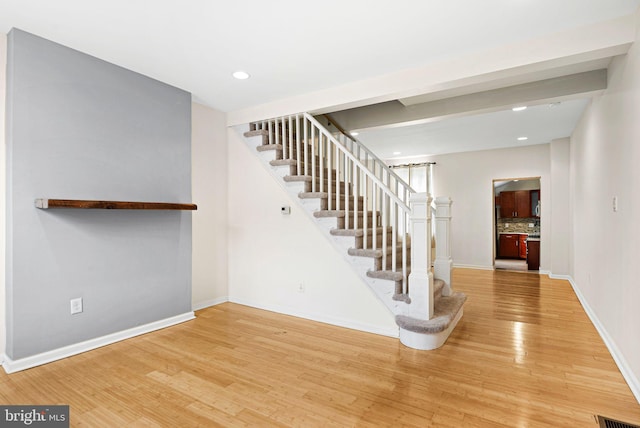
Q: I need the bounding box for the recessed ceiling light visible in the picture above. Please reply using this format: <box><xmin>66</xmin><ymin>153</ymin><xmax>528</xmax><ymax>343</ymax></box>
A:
<box><xmin>512</xmin><ymin>106</ymin><xmax>527</xmax><ymax>112</ymax></box>
<box><xmin>517</xmin><ymin>137</ymin><xmax>528</xmax><ymax>141</ymax></box>
<box><xmin>350</xmin><ymin>132</ymin><xmax>359</xmax><ymax>136</ymax></box>
<box><xmin>393</xmin><ymin>151</ymin><xmax>401</xmax><ymax>155</ymax></box>
<box><xmin>232</xmin><ymin>71</ymin><xmax>250</xmax><ymax>80</ymax></box>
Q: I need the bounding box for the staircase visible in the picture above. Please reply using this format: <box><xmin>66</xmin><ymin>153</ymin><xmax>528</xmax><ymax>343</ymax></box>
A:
<box><xmin>240</xmin><ymin>113</ymin><xmax>466</xmax><ymax>350</ymax></box>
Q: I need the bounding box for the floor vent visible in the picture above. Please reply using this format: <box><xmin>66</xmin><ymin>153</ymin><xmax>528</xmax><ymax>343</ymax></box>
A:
<box><xmin>596</xmin><ymin>415</ymin><xmax>640</xmax><ymax>428</ymax></box>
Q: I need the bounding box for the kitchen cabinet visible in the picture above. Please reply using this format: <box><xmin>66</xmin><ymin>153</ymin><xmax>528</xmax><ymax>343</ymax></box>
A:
<box><xmin>499</xmin><ymin>233</ymin><xmax>529</xmax><ymax>259</ymax></box>
<box><xmin>530</xmin><ymin>189</ymin><xmax>540</xmax><ymax>217</ymax></box>
<box><xmin>499</xmin><ymin>192</ymin><xmax>515</xmax><ymax>218</ymax></box>
<box><xmin>527</xmin><ymin>240</ymin><xmax>540</xmax><ymax>270</ymax></box>
<box><xmin>519</xmin><ymin>235</ymin><xmax>527</xmax><ymax>259</ymax></box>
<box><xmin>499</xmin><ymin>234</ymin><xmax>520</xmax><ymax>258</ymax></box>
<box><xmin>499</xmin><ymin>190</ymin><xmax>533</xmax><ymax>218</ymax></box>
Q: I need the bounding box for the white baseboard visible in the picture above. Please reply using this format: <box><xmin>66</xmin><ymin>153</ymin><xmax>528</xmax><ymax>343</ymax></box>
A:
<box><xmin>2</xmin><ymin>312</ymin><xmax>195</xmax><ymax>374</ymax></box>
<box><xmin>229</xmin><ymin>296</ymin><xmax>399</xmax><ymax>338</ymax></box>
<box><xmin>453</xmin><ymin>264</ymin><xmax>494</xmax><ymax>271</ymax></box>
<box><xmin>567</xmin><ymin>276</ymin><xmax>640</xmax><ymax>405</ymax></box>
<box><xmin>548</xmin><ymin>273</ymin><xmax>571</xmax><ymax>281</ymax></box>
<box><xmin>192</xmin><ymin>296</ymin><xmax>228</xmax><ymax>311</ymax></box>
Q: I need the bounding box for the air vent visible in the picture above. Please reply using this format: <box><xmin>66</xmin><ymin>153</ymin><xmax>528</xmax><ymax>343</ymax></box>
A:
<box><xmin>596</xmin><ymin>415</ymin><xmax>640</xmax><ymax>428</ymax></box>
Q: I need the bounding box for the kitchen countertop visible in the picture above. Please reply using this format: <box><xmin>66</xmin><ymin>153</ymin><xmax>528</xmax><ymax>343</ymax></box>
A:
<box><xmin>498</xmin><ymin>232</ymin><xmax>540</xmax><ymax>241</ymax></box>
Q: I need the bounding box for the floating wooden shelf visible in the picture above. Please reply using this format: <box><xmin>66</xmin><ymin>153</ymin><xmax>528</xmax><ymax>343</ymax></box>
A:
<box><xmin>35</xmin><ymin>199</ymin><xmax>197</xmax><ymax>211</ymax></box>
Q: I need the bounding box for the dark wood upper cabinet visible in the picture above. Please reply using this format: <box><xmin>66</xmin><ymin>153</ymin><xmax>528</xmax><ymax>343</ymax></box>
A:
<box><xmin>514</xmin><ymin>190</ymin><xmax>530</xmax><ymax>218</ymax></box>
<box><xmin>499</xmin><ymin>191</ymin><xmax>515</xmax><ymax>218</ymax></box>
<box><xmin>498</xmin><ymin>190</ymin><xmax>535</xmax><ymax>218</ymax></box>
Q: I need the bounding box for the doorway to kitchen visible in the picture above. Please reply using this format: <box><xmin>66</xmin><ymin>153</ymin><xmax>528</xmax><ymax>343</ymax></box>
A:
<box><xmin>493</xmin><ymin>177</ymin><xmax>541</xmax><ymax>271</ymax></box>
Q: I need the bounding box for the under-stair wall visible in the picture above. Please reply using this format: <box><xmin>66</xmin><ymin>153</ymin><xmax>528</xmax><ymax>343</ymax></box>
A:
<box><xmin>231</xmin><ymin>115</ymin><xmax>465</xmax><ymax>350</ymax></box>
<box><xmin>227</xmin><ymin>127</ymin><xmax>399</xmax><ymax>336</ymax></box>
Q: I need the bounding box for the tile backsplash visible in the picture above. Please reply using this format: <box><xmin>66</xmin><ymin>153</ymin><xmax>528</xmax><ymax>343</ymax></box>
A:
<box><xmin>497</xmin><ymin>218</ymin><xmax>540</xmax><ymax>235</ymax></box>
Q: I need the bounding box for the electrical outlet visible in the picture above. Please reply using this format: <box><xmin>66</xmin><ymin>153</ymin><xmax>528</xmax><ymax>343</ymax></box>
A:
<box><xmin>528</xmin><ymin>223</ymin><xmax>534</xmax><ymax>227</ymax></box>
<box><xmin>613</xmin><ymin>196</ymin><xmax>618</xmax><ymax>212</ymax></box>
<box><xmin>70</xmin><ymin>298</ymin><xmax>83</xmax><ymax>315</ymax></box>
<box><xmin>298</xmin><ymin>282</ymin><xmax>305</xmax><ymax>293</ymax></box>
<box><xmin>505</xmin><ymin>223</ymin><xmax>509</xmax><ymax>228</ymax></box>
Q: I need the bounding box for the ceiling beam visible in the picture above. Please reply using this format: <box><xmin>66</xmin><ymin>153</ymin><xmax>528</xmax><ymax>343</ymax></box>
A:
<box><xmin>327</xmin><ymin>69</ymin><xmax>607</xmax><ymax>132</ymax></box>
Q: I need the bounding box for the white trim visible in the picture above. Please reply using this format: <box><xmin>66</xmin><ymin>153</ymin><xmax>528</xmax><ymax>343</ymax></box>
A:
<box><xmin>548</xmin><ymin>273</ymin><xmax>572</xmax><ymax>281</ymax></box>
<box><xmin>567</xmin><ymin>276</ymin><xmax>640</xmax><ymax>404</ymax></box>
<box><xmin>399</xmin><ymin>308</ymin><xmax>463</xmax><ymax>350</ymax></box>
<box><xmin>539</xmin><ymin>269</ymin><xmax>552</xmax><ymax>276</ymax></box>
<box><xmin>229</xmin><ymin>297</ymin><xmax>399</xmax><ymax>338</ymax></box>
<box><xmin>192</xmin><ymin>296</ymin><xmax>228</xmax><ymax>311</ymax></box>
<box><xmin>453</xmin><ymin>263</ymin><xmax>494</xmax><ymax>271</ymax></box>
<box><xmin>2</xmin><ymin>312</ymin><xmax>195</xmax><ymax>374</ymax></box>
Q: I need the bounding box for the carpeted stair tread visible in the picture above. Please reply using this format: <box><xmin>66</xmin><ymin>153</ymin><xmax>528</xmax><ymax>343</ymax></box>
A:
<box><xmin>395</xmin><ymin>292</ymin><xmax>467</xmax><ymax>334</ymax></box>
<box><xmin>393</xmin><ymin>293</ymin><xmax>411</xmax><ymax>303</ymax></box>
<box><xmin>434</xmin><ymin>278</ymin><xmax>445</xmax><ymax>297</ymax></box>
<box><xmin>299</xmin><ymin>191</ymin><xmax>328</xmax><ymax>199</ymax></box>
<box><xmin>314</xmin><ymin>209</ymin><xmax>378</xmax><ymax>219</ymax></box>
<box><xmin>284</xmin><ymin>175</ymin><xmax>345</xmax><ymax>185</ymax></box>
<box><xmin>256</xmin><ymin>144</ymin><xmax>283</xmax><ymax>152</ymax></box>
<box><xmin>348</xmin><ymin>243</ymin><xmax>410</xmax><ymax>258</ymax></box>
<box><xmin>244</xmin><ymin>129</ymin><xmax>268</xmax><ymax>138</ymax></box>
<box><xmin>270</xmin><ymin>159</ymin><xmax>297</xmax><ymax>166</ymax></box>
<box><xmin>298</xmin><ymin>191</ymin><xmax>363</xmax><ymax>201</ymax></box>
<box><xmin>330</xmin><ymin>227</ymin><xmax>392</xmax><ymax>237</ymax></box>
<box><xmin>367</xmin><ymin>270</ymin><xmax>405</xmax><ymax>281</ymax></box>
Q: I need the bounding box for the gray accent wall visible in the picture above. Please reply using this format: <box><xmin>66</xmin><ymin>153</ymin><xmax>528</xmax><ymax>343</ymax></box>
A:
<box><xmin>5</xmin><ymin>29</ymin><xmax>193</xmax><ymax>360</ymax></box>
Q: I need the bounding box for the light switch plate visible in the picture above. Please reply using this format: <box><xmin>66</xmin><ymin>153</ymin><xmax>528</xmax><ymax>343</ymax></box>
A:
<box><xmin>70</xmin><ymin>298</ymin><xmax>83</xmax><ymax>315</ymax></box>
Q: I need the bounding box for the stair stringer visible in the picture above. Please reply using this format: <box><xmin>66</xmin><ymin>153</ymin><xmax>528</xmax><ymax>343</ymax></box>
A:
<box><xmin>240</xmin><ymin>127</ymin><xmax>410</xmax><ymax>318</ymax></box>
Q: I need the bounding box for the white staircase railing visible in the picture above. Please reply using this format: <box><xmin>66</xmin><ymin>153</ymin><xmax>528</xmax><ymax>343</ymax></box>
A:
<box><xmin>250</xmin><ymin>113</ymin><xmax>452</xmax><ymax>319</ymax></box>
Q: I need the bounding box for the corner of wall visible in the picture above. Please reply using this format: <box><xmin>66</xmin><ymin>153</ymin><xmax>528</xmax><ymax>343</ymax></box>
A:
<box><xmin>1</xmin><ymin>31</ymin><xmax>8</xmax><ymax>361</ymax></box>
<box><xmin>191</xmin><ymin>102</ymin><xmax>229</xmax><ymax>309</ymax></box>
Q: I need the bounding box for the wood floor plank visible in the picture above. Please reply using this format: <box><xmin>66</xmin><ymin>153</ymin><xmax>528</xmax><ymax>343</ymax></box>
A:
<box><xmin>1</xmin><ymin>269</ymin><xmax>639</xmax><ymax>427</ymax></box>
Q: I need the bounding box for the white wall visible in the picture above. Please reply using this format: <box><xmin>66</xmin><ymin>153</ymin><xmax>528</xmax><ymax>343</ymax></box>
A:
<box><xmin>0</xmin><ymin>32</ymin><xmax>6</xmax><ymax>360</ymax></box>
<box><xmin>191</xmin><ymin>102</ymin><xmax>228</xmax><ymax>310</ymax></box>
<box><xmin>550</xmin><ymin>138</ymin><xmax>571</xmax><ymax>276</ymax></box>
<box><xmin>227</xmin><ymin>128</ymin><xmax>397</xmax><ymax>336</ymax></box>
<box><xmin>5</xmin><ymin>29</ymin><xmax>193</xmax><ymax>360</ymax></box>
<box><xmin>415</xmin><ymin>144</ymin><xmax>552</xmax><ymax>270</ymax></box>
<box><xmin>570</xmin><ymin>9</ymin><xmax>640</xmax><ymax>401</ymax></box>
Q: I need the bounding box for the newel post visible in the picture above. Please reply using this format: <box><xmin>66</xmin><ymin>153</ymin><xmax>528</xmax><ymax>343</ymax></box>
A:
<box><xmin>434</xmin><ymin>197</ymin><xmax>453</xmax><ymax>296</ymax></box>
<box><xmin>408</xmin><ymin>192</ymin><xmax>434</xmax><ymax>319</ymax></box>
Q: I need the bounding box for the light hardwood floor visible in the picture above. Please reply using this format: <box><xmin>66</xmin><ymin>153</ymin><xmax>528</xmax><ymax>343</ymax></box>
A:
<box><xmin>1</xmin><ymin>269</ymin><xmax>639</xmax><ymax>427</ymax></box>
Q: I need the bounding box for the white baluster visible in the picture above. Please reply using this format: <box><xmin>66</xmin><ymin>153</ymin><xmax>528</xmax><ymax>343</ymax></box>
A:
<box><xmin>296</xmin><ymin>115</ymin><xmax>301</xmax><ymax>175</ymax></box>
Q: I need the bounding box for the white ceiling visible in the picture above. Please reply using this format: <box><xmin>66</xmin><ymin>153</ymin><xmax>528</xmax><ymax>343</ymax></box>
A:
<box><xmin>1</xmin><ymin>0</ymin><xmax>638</xmax><ymax>114</ymax></box>
<box><xmin>356</xmin><ymin>99</ymin><xmax>591</xmax><ymax>160</ymax></box>
<box><xmin>1</xmin><ymin>1</ymin><xmax>638</xmax><ymax>159</ymax></box>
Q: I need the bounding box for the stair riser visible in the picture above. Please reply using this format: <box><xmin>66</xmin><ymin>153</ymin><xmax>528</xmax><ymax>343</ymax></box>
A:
<box><xmin>354</xmin><ymin>231</ymin><xmax>399</xmax><ymax>249</ymax></box>
<box><xmin>303</xmin><ymin>181</ymin><xmax>353</xmax><ymax>194</ymax></box>
<box><xmin>320</xmin><ymin>198</ymin><xmax>364</xmax><ymax>211</ymax></box>
<box><xmin>336</xmin><ymin>214</ymin><xmax>381</xmax><ymax>230</ymax></box>
<box><xmin>376</xmin><ymin>256</ymin><xmax>412</xmax><ymax>271</ymax></box>
<box><xmin>289</xmin><ymin>164</ymin><xmax>340</xmax><ymax>178</ymax></box>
